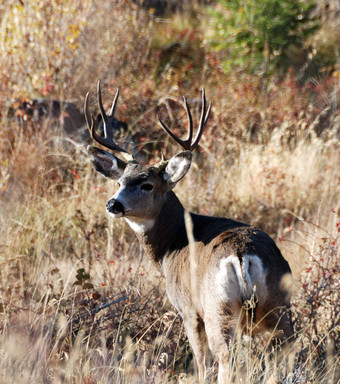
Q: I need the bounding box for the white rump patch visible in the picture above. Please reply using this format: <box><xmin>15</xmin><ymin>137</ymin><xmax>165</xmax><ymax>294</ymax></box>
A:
<box><xmin>216</xmin><ymin>254</ymin><xmax>267</xmax><ymax>303</ymax></box>
<box><xmin>125</xmin><ymin>218</ymin><xmax>155</xmax><ymax>234</ymax></box>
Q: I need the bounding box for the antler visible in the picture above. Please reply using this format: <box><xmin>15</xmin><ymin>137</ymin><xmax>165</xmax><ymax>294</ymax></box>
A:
<box><xmin>158</xmin><ymin>88</ymin><xmax>211</xmax><ymax>151</ymax></box>
<box><xmin>84</xmin><ymin>81</ymin><xmax>133</xmax><ymax>158</ymax></box>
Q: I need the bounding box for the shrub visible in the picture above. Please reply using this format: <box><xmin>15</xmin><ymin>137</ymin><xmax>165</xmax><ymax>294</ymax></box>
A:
<box><xmin>208</xmin><ymin>0</ymin><xmax>319</xmax><ymax>75</ymax></box>
<box><xmin>291</xmin><ymin>219</ymin><xmax>339</xmax><ymax>381</ymax></box>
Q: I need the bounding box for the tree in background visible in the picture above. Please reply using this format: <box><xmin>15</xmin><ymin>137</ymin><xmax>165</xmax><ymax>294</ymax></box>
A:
<box><xmin>208</xmin><ymin>0</ymin><xmax>319</xmax><ymax>76</ymax></box>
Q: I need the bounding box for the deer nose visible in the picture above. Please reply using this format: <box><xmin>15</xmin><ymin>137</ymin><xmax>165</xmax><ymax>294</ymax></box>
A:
<box><xmin>106</xmin><ymin>199</ymin><xmax>125</xmax><ymax>214</ymax></box>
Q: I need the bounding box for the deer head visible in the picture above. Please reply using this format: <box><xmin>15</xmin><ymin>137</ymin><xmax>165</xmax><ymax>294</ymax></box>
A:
<box><xmin>85</xmin><ymin>81</ymin><xmax>211</xmax><ymax>227</ymax></box>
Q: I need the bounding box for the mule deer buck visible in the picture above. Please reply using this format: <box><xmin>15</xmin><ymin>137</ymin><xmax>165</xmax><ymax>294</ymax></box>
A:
<box><xmin>84</xmin><ymin>82</ymin><xmax>293</xmax><ymax>383</ymax></box>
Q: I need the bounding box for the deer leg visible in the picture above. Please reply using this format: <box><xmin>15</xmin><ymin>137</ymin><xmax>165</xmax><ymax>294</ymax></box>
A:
<box><xmin>182</xmin><ymin>313</ymin><xmax>208</xmax><ymax>383</ymax></box>
<box><xmin>204</xmin><ymin>323</ymin><xmax>231</xmax><ymax>384</ymax></box>
<box><xmin>204</xmin><ymin>303</ymin><xmax>236</xmax><ymax>384</ymax></box>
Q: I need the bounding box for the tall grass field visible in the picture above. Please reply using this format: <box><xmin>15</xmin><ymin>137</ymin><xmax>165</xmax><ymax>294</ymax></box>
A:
<box><xmin>0</xmin><ymin>1</ymin><xmax>339</xmax><ymax>383</ymax></box>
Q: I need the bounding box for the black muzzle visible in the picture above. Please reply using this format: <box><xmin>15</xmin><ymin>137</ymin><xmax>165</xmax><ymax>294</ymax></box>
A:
<box><xmin>106</xmin><ymin>199</ymin><xmax>125</xmax><ymax>215</ymax></box>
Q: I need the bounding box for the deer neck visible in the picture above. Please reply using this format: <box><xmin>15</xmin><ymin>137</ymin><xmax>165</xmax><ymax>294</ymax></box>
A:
<box><xmin>124</xmin><ymin>191</ymin><xmax>186</xmax><ymax>266</ymax></box>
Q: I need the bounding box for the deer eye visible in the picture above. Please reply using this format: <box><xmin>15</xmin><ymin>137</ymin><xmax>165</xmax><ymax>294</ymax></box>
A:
<box><xmin>141</xmin><ymin>183</ymin><xmax>153</xmax><ymax>192</ymax></box>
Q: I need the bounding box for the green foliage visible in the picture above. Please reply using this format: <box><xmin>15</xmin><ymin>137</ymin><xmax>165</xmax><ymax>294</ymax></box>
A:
<box><xmin>208</xmin><ymin>0</ymin><xmax>319</xmax><ymax>75</ymax></box>
<box><xmin>74</xmin><ymin>268</ymin><xmax>94</xmax><ymax>289</ymax></box>
<box><xmin>0</xmin><ymin>1</ymin><xmax>339</xmax><ymax>382</ymax></box>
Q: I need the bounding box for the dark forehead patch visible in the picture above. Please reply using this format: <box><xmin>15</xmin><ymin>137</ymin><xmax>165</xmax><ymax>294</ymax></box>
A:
<box><xmin>120</xmin><ymin>164</ymin><xmax>159</xmax><ymax>186</ymax></box>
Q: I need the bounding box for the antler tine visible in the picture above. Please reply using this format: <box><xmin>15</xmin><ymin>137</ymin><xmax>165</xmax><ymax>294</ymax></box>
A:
<box><xmin>191</xmin><ymin>88</ymin><xmax>212</xmax><ymax>150</ymax></box>
<box><xmin>183</xmin><ymin>96</ymin><xmax>193</xmax><ymax>145</ymax></box>
<box><xmin>158</xmin><ymin>118</ymin><xmax>192</xmax><ymax>151</ymax></box>
<box><xmin>158</xmin><ymin>96</ymin><xmax>195</xmax><ymax>151</ymax></box>
<box><xmin>84</xmin><ymin>82</ymin><xmax>130</xmax><ymax>154</ymax></box>
<box><xmin>109</xmin><ymin>87</ymin><xmax>119</xmax><ymax>117</ymax></box>
<box><xmin>158</xmin><ymin>89</ymin><xmax>211</xmax><ymax>152</ymax></box>
<box><xmin>97</xmin><ymin>80</ymin><xmax>108</xmax><ymax>139</ymax></box>
<box><xmin>84</xmin><ymin>91</ymin><xmax>94</xmax><ymax>134</ymax></box>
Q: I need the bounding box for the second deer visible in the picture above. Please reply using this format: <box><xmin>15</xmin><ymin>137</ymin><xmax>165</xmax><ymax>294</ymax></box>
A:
<box><xmin>84</xmin><ymin>82</ymin><xmax>293</xmax><ymax>383</ymax></box>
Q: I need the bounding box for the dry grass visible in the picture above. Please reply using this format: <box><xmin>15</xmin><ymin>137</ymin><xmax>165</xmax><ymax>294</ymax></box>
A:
<box><xmin>0</xmin><ymin>1</ymin><xmax>339</xmax><ymax>383</ymax></box>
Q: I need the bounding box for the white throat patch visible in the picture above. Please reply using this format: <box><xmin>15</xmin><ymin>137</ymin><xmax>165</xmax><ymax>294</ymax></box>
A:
<box><xmin>125</xmin><ymin>218</ymin><xmax>156</xmax><ymax>234</ymax></box>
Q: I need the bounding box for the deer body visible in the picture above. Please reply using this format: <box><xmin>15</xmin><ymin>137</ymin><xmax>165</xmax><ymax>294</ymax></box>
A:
<box><xmin>84</xmin><ymin>83</ymin><xmax>293</xmax><ymax>383</ymax></box>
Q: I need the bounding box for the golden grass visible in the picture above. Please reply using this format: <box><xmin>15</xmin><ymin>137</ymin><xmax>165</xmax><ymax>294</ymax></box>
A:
<box><xmin>0</xmin><ymin>1</ymin><xmax>339</xmax><ymax>383</ymax></box>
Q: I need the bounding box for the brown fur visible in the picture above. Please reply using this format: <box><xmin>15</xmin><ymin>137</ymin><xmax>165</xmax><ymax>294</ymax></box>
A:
<box><xmin>87</xmin><ymin>138</ymin><xmax>294</xmax><ymax>384</ymax></box>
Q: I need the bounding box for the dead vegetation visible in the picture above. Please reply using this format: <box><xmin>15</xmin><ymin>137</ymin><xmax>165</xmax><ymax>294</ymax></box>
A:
<box><xmin>0</xmin><ymin>1</ymin><xmax>339</xmax><ymax>383</ymax></box>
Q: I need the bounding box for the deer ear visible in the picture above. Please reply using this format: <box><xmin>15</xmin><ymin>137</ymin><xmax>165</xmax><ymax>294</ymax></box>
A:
<box><xmin>163</xmin><ymin>151</ymin><xmax>192</xmax><ymax>186</ymax></box>
<box><xmin>87</xmin><ymin>145</ymin><xmax>126</xmax><ymax>179</ymax></box>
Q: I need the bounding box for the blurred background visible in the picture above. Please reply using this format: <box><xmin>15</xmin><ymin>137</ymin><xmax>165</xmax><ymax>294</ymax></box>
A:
<box><xmin>0</xmin><ymin>1</ymin><xmax>339</xmax><ymax>383</ymax></box>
